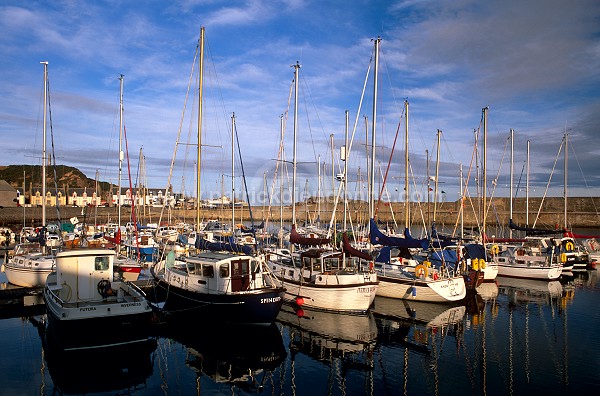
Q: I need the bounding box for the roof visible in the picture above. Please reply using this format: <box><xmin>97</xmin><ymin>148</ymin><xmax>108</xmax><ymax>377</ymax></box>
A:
<box><xmin>0</xmin><ymin>180</ymin><xmax>16</xmax><ymax>192</ymax></box>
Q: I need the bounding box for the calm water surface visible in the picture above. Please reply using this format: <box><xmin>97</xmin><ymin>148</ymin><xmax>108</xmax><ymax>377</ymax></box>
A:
<box><xmin>1</xmin><ymin>258</ymin><xmax>599</xmax><ymax>395</ymax></box>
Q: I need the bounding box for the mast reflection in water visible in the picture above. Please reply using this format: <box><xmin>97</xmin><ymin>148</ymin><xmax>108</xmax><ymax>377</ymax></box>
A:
<box><xmin>0</xmin><ymin>269</ymin><xmax>599</xmax><ymax>394</ymax></box>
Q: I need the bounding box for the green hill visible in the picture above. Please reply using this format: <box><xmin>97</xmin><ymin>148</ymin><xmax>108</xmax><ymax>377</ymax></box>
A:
<box><xmin>0</xmin><ymin>164</ymin><xmax>112</xmax><ymax>191</ymax></box>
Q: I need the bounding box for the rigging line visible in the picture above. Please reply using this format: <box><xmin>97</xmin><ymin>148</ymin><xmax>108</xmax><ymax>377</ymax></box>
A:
<box><xmin>298</xmin><ymin>70</ymin><xmax>321</xmax><ymax>170</ymax></box>
<box><xmin>46</xmin><ymin>77</ymin><xmax>62</xmax><ymax>225</ymax></box>
<box><xmin>233</xmin><ymin>121</ymin><xmax>255</xmax><ymax>228</ymax></box>
<box><xmin>374</xmin><ymin>111</ymin><xmax>404</xmax><ymax>219</ymax></box>
<box><xmin>158</xmin><ymin>39</ymin><xmax>199</xmax><ymax>230</ymax></box>
<box><xmin>123</xmin><ymin>124</ymin><xmax>140</xmax><ymax>260</ymax></box>
<box><xmin>533</xmin><ymin>137</ymin><xmax>564</xmax><ymax>228</ymax></box>
<box><xmin>569</xmin><ymin>141</ymin><xmax>600</xmax><ymax>221</ymax></box>
<box><xmin>485</xmin><ymin>134</ymin><xmax>510</xmax><ymax>228</ymax></box>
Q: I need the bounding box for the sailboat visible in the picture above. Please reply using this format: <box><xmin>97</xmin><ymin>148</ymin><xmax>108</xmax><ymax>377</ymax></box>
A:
<box><xmin>110</xmin><ymin>75</ymin><xmax>142</xmax><ymax>281</ymax></box>
<box><xmin>266</xmin><ymin>61</ymin><xmax>378</xmax><ymax>314</ymax></box>
<box><xmin>3</xmin><ymin>62</ymin><xmax>56</xmax><ymax>288</ymax></box>
<box><xmin>363</xmin><ymin>42</ymin><xmax>466</xmax><ymax>303</ymax></box>
<box><xmin>151</xmin><ymin>27</ymin><xmax>285</xmax><ymax>326</ymax></box>
<box><xmin>496</xmin><ymin>132</ymin><xmax>565</xmax><ymax>280</ymax></box>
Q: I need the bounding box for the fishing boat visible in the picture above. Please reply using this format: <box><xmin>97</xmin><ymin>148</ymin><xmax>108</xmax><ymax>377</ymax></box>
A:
<box><xmin>266</xmin><ymin>60</ymin><xmax>378</xmax><ymax>314</ymax></box>
<box><xmin>151</xmin><ymin>28</ymin><xmax>285</xmax><ymax>326</ymax></box>
<box><xmin>43</xmin><ymin>248</ymin><xmax>154</xmax><ymax>350</ymax></box>
<box><xmin>3</xmin><ymin>62</ymin><xmax>56</xmax><ymax>288</ymax></box>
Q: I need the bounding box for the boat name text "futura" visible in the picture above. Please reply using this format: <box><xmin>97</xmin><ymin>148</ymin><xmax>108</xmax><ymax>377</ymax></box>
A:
<box><xmin>80</xmin><ymin>307</ymin><xmax>97</xmax><ymax>312</ymax></box>
<box><xmin>357</xmin><ymin>286</ymin><xmax>377</xmax><ymax>293</ymax></box>
<box><xmin>261</xmin><ymin>296</ymin><xmax>282</xmax><ymax>304</ymax></box>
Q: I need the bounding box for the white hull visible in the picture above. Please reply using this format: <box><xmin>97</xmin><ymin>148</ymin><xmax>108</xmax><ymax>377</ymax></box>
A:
<box><xmin>495</xmin><ymin>256</ymin><xmax>562</xmax><ymax>280</ymax></box>
<box><xmin>270</xmin><ymin>262</ymin><xmax>378</xmax><ymax>313</ymax></box>
<box><xmin>482</xmin><ymin>262</ymin><xmax>499</xmax><ymax>281</ymax></box>
<box><xmin>3</xmin><ymin>253</ymin><xmax>54</xmax><ymax>287</ymax></box>
<box><xmin>375</xmin><ymin>273</ymin><xmax>466</xmax><ymax>302</ymax></box>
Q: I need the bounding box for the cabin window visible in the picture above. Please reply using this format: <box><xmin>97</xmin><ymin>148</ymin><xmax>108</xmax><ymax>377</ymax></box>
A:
<box><xmin>251</xmin><ymin>260</ymin><xmax>260</xmax><ymax>273</ymax></box>
<box><xmin>202</xmin><ymin>264</ymin><xmax>214</xmax><ymax>278</ymax></box>
<box><xmin>288</xmin><ymin>269</ymin><xmax>294</xmax><ymax>277</ymax></box>
<box><xmin>95</xmin><ymin>256</ymin><xmax>109</xmax><ymax>271</ymax></box>
<box><xmin>324</xmin><ymin>257</ymin><xmax>339</xmax><ymax>271</ymax></box>
<box><xmin>219</xmin><ymin>263</ymin><xmax>229</xmax><ymax>278</ymax></box>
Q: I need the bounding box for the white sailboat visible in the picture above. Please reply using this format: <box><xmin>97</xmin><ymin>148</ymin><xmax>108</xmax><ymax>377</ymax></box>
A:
<box><xmin>111</xmin><ymin>74</ymin><xmax>142</xmax><ymax>281</ymax></box>
<box><xmin>3</xmin><ymin>62</ymin><xmax>56</xmax><ymax>288</ymax></box>
<box><xmin>363</xmin><ymin>41</ymin><xmax>466</xmax><ymax>303</ymax></box>
<box><xmin>267</xmin><ymin>61</ymin><xmax>378</xmax><ymax>314</ymax></box>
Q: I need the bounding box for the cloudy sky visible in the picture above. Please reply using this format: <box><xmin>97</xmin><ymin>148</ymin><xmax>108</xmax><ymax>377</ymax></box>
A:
<box><xmin>1</xmin><ymin>0</ymin><xmax>599</xmax><ymax>210</ymax></box>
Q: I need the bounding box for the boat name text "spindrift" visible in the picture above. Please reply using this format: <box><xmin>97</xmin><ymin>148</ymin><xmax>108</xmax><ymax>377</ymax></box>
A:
<box><xmin>261</xmin><ymin>296</ymin><xmax>282</xmax><ymax>304</ymax></box>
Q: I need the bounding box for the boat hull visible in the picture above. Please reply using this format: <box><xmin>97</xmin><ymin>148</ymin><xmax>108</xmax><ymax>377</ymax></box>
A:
<box><xmin>495</xmin><ymin>261</ymin><xmax>563</xmax><ymax>280</ymax></box>
<box><xmin>154</xmin><ymin>279</ymin><xmax>285</xmax><ymax>326</ymax></box>
<box><xmin>375</xmin><ymin>273</ymin><xmax>466</xmax><ymax>302</ymax></box>
<box><xmin>3</xmin><ymin>254</ymin><xmax>54</xmax><ymax>287</ymax></box>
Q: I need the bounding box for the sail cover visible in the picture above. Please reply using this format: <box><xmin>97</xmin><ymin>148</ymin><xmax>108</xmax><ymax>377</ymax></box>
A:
<box><xmin>369</xmin><ymin>218</ymin><xmax>429</xmax><ymax>249</ymax></box>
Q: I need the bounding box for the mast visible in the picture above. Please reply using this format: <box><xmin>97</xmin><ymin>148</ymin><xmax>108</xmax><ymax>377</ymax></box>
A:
<box><xmin>369</xmin><ymin>37</ymin><xmax>380</xmax><ymax>220</ymax></box>
<box><xmin>510</xmin><ymin>128</ymin><xmax>514</xmax><ymax>238</ymax></box>
<box><xmin>279</xmin><ymin>114</ymin><xmax>284</xmax><ymax>243</ymax></box>
<box><xmin>433</xmin><ymin>129</ymin><xmax>441</xmax><ymax>223</ymax></box>
<box><xmin>343</xmin><ymin>110</ymin><xmax>349</xmax><ymax>231</ymax></box>
<box><xmin>404</xmin><ymin>100</ymin><xmax>409</xmax><ymax>229</ymax></box>
<box><xmin>118</xmin><ymin>74</ymin><xmax>124</xmax><ymax>231</ymax></box>
<box><xmin>231</xmin><ymin>113</ymin><xmax>236</xmax><ymax>233</ymax></box>
<box><xmin>196</xmin><ymin>26</ymin><xmax>205</xmax><ymax>232</ymax></box>
<box><xmin>292</xmin><ymin>61</ymin><xmax>300</xmax><ymax>228</ymax></box>
<box><xmin>41</xmin><ymin>61</ymin><xmax>48</xmax><ymax>227</ymax></box>
<box><xmin>564</xmin><ymin>132</ymin><xmax>568</xmax><ymax>229</ymax></box>
<box><xmin>482</xmin><ymin>106</ymin><xmax>488</xmax><ymax>240</ymax></box>
<box><xmin>526</xmin><ymin>139</ymin><xmax>530</xmax><ymax>226</ymax></box>
<box><xmin>460</xmin><ymin>163</ymin><xmax>464</xmax><ymax>239</ymax></box>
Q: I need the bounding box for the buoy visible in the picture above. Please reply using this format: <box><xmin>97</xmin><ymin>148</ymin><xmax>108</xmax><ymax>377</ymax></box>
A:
<box><xmin>560</xmin><ymin>253</ymin><xmax>567</xmax><ymax>263</ymax></box>
<box><xmin>296</xmin><ymin>308</ymin><xmax>305</xmax><ymax>317</ymax></box>
<box><xmin>472</xmin><ymin>258</ymin><xmax>479</xmax><ymax>271</ymax></box>
<box><xmin>412</xmin><ymin>286</ymin><xmax>417</xmax><ymax>297</ymax></box>
<box><xmin>295</xmin><ymin>296</ymin><xmax>304</xmax><ymax>306</ymax></box>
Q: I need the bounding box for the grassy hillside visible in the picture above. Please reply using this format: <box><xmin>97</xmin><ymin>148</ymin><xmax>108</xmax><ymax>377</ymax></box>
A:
<box><xmin>0</xmin><ymin>164</ymin><xmax>112</xmax><ymax>191</ymax></box>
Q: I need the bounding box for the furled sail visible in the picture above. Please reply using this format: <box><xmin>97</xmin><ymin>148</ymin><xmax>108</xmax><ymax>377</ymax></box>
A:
<box><xmin>342</xmin><ymin>233</ymin><xmax>372</xmax><ymax>260</ymax></box>
<box><xmin>289</xmin><ymin>224</ymin><xmax>330</xmax><ymax>246</ymax></box>
<box><xmin>369</xmin><ymin>218</ymin><xmax>429</xmax><ymax>249</ymax></box>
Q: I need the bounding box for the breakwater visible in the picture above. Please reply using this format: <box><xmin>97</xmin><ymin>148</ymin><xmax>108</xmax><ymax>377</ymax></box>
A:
<box><xmin>0</xmin><ymin>196</ymin><xmax>598</xmax><ymax>230</ymax></box>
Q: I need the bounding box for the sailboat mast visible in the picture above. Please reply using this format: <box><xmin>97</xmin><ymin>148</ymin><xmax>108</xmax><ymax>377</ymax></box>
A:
<box><xmin>369</xmin><ymin>37</ymin><xmax>381</xmax><ymax>219</ymax></box>
<box><xmin>118</xmin><ymin>74</ymin><xmax>124</xmax><ymax>230</ymax></box>
<box><xmin>343</xmin><ymin>110</ymin><xmax>349</xmax><ymax>231</ymax></box>
<box><xmin>41</xmin><ymin>61</ymin><xmax>48</xmax><ymax>227</ymax></box>
<box><xmin>196</xmin><ymin>27</ymin><xmax>205</xmax><ymax>232</ymax></box>
<box><xmin>292</xmin><ymin>61</ymin><xmax>300</xmax><ymax>227</ymax></box>
<box><xmin>231</xmin><ymin>113</ymin><xmax>236</xmax><ymax>233</ymax></box>
<box><xmin>482</xmin><ymin>106</ymin><xmax>488</xmax><ymax>240</ymax></box>
<box><xmin>510</xmin><ymin>128</ymin><xmax>514</xmax><ymax>238</ymax></box>
<box><xmin>433</xmin><ymin>129</ymin><xmax>441</xmax><ymax>222</ymax></box>
<box><xmin>404</xmin><ymin>100</ymin><xmax>409</xmax><ymax>229</ymax></box>
<box><xmin>526</xmin><ymin>139</ymin><xmax>530</xmax><ymax>226</ymax></box>
<box><xmin>564</xmin><ymin>132</ymin><xmax>568</xmax><ymax>229</ymax></box>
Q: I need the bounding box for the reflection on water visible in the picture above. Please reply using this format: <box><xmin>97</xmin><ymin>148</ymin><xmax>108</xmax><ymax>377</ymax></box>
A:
<box><xmin>29</xmin><ymin>315</ymin><xmax>157</xmax><ymax>395</ymax></box>
<box><xmin>0</xmin><ymin>267</ymin><xmax>599</xmax><ymax>394</ymax></box>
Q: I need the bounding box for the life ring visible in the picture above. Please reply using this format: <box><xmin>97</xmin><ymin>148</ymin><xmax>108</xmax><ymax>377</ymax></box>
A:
<box><xmin>516</xmin><ymin>248</ymin><xmax>525</xmax><ymax>256</ymax></box>
<box><xmin>97</xmin><ymin>279</ymin><xmax>112</xmax><ymax>298</ymax></box>
<box><xmin>490</xmin><ymin>244</ymin><xmax>499</xmax><ymax>255</ymax></box>
<box><xmin>565</xmin><ymin>241</ymin><xmax>574</xmax><ymax>251</ymax></box>
<box><xmin>480</xmin><ymin>259</ymin><xmax>486</xmax><ymax>269</ymax></box>
<box><xmin>415</xmin><ymin>264</ymin><xmax>428</xmax><ymax>278</ymax></box>
<box><xmin>560</xmin><ymin>253</ymin><xmax>567</xmax><ymax>263</ymax></box>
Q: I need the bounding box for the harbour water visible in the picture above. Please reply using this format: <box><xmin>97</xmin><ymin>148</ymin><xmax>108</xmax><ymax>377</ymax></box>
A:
<box><xmin>1</xmin><ymin>259</ymin><xmax>599</xmax><ymax>394</ymax></box>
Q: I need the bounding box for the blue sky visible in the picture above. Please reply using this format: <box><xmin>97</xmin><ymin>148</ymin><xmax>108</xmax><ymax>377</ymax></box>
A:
<box><xmin>1</xmin><ymin>0</ymin><xmax>599</xmax><ymax>210</ymax></box>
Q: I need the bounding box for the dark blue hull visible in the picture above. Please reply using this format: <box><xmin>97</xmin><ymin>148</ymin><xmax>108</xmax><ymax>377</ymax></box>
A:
<box><xmin>154</xmin><ymin>280</ymin><xmax>285</xmax><ymax>326</ymax></box>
